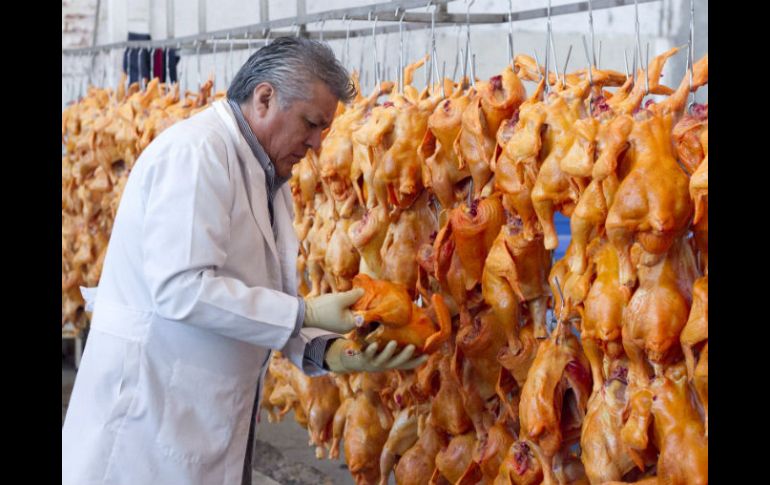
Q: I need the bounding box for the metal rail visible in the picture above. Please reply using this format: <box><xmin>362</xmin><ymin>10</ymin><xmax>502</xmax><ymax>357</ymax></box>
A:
<box><xmin>62</xmin><ymin>0</ymin><xmax>659</xmax><ymax>55</ymax></box>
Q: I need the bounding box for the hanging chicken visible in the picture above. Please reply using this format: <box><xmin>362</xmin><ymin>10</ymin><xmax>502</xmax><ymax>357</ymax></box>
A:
<box><xmin>420</xmin><ymin>85</ymin><xmax>473</xmax><ymax>210</ymax></box>
<box><xmin>482</xmin><ymin>216</ymin><xmax>551</xmax><ymax>348</ymax></box>
<box><xmin>518</xmin><ymin>317</ymin><xmax>592</xmax><ymax>480</ymax></box>
<box><xmin>433</xmin><ymin>194</ymin><xmax>505</xmax><ymax>323</ymax></box>
<box><xmin>491</xmin><ymin>74</ymin><xmax>547</xmax><ymax>241</ymax></box>
<box><xmin>580</xmin><ymin>237</ymin><xmax>631</xmax><ymax>392</ymax></box>
<box><xmin>350</xmin><ymin>273</ymin><xmax>452</xmax><ymax>353</ymax></box>
<box><xmin>606</xmin><ymin>54</ymin><xmax>708</xmax><ymax>286</ymax></box>
<box><xmin>455</xmin><ymin>66</ymin><xmax>527</xmax><ymax>198</ymax></box>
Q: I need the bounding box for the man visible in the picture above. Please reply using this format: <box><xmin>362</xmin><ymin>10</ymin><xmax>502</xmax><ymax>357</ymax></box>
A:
<box><xmin>62</xmin><ymin>37</ymin><xmax>426</xmax><ymax>485</ymax></box>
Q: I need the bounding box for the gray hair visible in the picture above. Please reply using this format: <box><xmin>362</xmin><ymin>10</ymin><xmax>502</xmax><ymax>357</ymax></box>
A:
<box><xmin>227</xmin><ymin>37</ymin><xmax>356</xmax><ymax>107</ymax></box>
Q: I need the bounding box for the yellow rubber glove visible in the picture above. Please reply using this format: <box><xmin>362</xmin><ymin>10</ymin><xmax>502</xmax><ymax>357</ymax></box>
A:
<box><xmin>324</xmin><ymin>339</ymin><xmax>428</xmax><ymax>374</ymax></box>
<box><xmin>303</xmin><ymin>288</ymin><xmax>365</xmax><ymax>334</ymax></box>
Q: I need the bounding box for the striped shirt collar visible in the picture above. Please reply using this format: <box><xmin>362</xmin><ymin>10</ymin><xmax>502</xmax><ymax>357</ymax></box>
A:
<box><xmin>226</xmin><ymin>98</ymin><xmax>289</xmax><ymax>201</ymax></box>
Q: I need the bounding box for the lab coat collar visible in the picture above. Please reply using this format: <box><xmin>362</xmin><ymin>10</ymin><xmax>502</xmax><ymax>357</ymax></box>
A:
<box><xmin>212</xmin><ymin>100</ymin><xmax>280</xmax><ymax>268</ymax></box>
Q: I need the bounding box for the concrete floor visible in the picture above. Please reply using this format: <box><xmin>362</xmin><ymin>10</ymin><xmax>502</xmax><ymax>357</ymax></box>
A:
<box><xmin>62</xmin><ymin>361</ymin><xmax>355</xmax><ymax>485</ymax></box>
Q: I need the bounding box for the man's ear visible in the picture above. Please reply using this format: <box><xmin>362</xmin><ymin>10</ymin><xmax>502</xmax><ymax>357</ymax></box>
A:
<box><xmin>252</xmin><ymin>83</ymin><xmax>274</xmax><ymax>117</ymax></box>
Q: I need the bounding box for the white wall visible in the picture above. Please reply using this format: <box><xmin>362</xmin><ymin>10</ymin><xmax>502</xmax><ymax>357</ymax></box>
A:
<box><xmin>63</xmin><ymin>0</ymin><xmax>708</xmax><ymax>107</ymax></box>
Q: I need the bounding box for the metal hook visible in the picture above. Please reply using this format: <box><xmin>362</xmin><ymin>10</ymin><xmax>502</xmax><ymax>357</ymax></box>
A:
<box><xmin>581</xmin><ymin>36</ymin><xmax>593</xmax><ymax>112</ymax></box>
<box><xmin>634</xmin><ymin>0</ymin><xmax>643</xmax><ymax>87</ymax></box>
<box><xmin>687</xmin><ymin>0</ymin><xmax>696</xmax><ymax>110</ymax></box>
<box><xmin>507</xmin><ymin>0</ymin><xmax>514</xmax><ymax>66</ymax></box>
<box><xmin>587</xmin><ymin>0</ymin><xmax>596</xmax><ymax>67</ymax></box>
<box><xmin>548</xmin><ymin>21</ymin><xmax>560</xmax><ymax>91</ymax></box>
<box><xmin>372</xmin><ymin>15</ymin><xmax>379</xmax><ymax>89</ymax></box>
<box><xmin>358</xmin><ymin>28</ymin><xmax>366</xmax><ymax>91</ymax></box>
<box><xmin>554</xmin><ymin>276</ymin><xmax>565</xmax><ymax>322</ymax></box>
<box><xmin>533</xmin><ymin>50</ymin><xmax>542</xmax><ymax>81</ymax></box>
<box><xmin>464</xmin><ymin>0</ymin><xmax>475</xmax><ymax>88</ymax></box>
<box><xmin>175</xmin><ymin>41</ymin><xmax>182</xmax><ymax>91</ymax></box>
<box><xmin>148</xmin><ymin>46</ymin><xmax>154</xmax><ymax>84</ymax></box>
<box><xmin>212</xmin><ymin>36</ymin><xmax>218</xmax><ymax>90</ymax></box>
<box><xmin>623</xmin><ymin>48</ymin><xmax>629</xmax><ymax>80</ymax></box>
<box><xmin>431</xmin><ymin>43</ymin><xmax>441</xmax><ymax>95</ymax></box>
<box><xmin>471</xmin><ymin>53</ymin><xmax>477</xmax><ymax>87</ymax></box>
<box><xmin>226</xmin><ymin>33</ymin><xmax>234</xmax><ymax>87</ymax></box>
<box><xmin>343</xmin><ymin>15</ymin><xmax>352</xmax><ymax>69</ymax></box>
<box><xmin>426</xmin><ymin>1</ymin><xmax>437</xmax><ymax>89</ymax></box>
<box><xmin>597</xmin><ymin>40</ymin><xmax>602</xmax><ymax>70</ymax></box>
<box><xmin>165</xmin><ymin>45</ymin><xmax>172</xmax><ymax>92</ymax></box>
<box><xmin>126</xmin><ymin>45</ymin><xmax>133</xmax><ymax>88</ymax></box>
<box><xmin>544</xmin><ymin>0</ymin><xmax>552</xmax><ymax>94</ymax></box>
<box><xmin>562</xmin><ymin>45</ymin><xmax>572</xmax><ymax>88</ymax></box>
<box><xmin>441</xmin><ymin>60</ymin><xmax>447</xmax><ymax>98</ymax></box>
<box><xmin>398</xmin><ymin>9</ymin><xmax>406</xmax><ymax>93</ymax></box>
<box><xmin>195</xmin><ymin>40</ymin><xmax>202</xmax><ymax>88</ymax></box>
<box><xmin>452</xmin><ymin>24</ymin><xmax>461</xmax><ymax>82</ymax></box>
<box><xmin>381</xmin><ymin>23</ymin><xmax>389</xmax><ymax>88</ymax></box>
<box><xmin>644</xmin><ymin>41</ymin><xmax>650</xmax><ymax>96</ymax></box>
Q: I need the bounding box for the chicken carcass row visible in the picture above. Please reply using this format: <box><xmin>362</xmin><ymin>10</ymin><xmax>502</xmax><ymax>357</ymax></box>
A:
<box><xmin>342</xmin><ymin>372</ymin><xmax>393</xmax><ymax>485</ymax></box>
<box><xmin>519</xmin><ymin>318</ymin><xmax>592</xmax><ymax>477</ymax></box>
<box><xmin>455</xmin><ymin>66</ymin><xmax>527</xmax><ymax>198</ymax></box>
<box><xmin>265</xmin><ymin>354</ymin><xmax>341</xmax><ymax>458</ymax></box>
<box><xmin>420</xmin><ymin>86</ymin><xmax>473</xmax><ymax>210</ymax></box>
<box><xmin>394</xmin><ymin>411</ymin><xmax>447</xmax><ymax>485</ymax></box>
<box><xmin>580</xmin><ymin>238</ymin><xmax>631</xmax><ymax>392</ymax></box>
<box><xmin>626</xmin><ymin>364</ymin><xmax>709</xmax><ymax>485</ymax></box>
<box><xmin>531</xmin><ymin>66</ymin><xmax>625</xmax><ymax>251</ymax></box>
<box><xmin>454</xmin><ymin>307</ymin><xmax>508</xmax><ymax>439</ymax></box>
<box><xmin>319</xmin><ymin>80</ymin><xmax>394</xmax><ymax>218</ymax></box>
<box><xmin>492</xmin><ymin>73</ymin><xmax>547</xmax><ymax>241</ymax></box>
<box><xmin>434</xmin><ymin>195</ymin><xmax>505</xmax><ymax>322</ymax></box>
<box><xmin>679</xmin><ymin>275</ymin><xmax>708</xmax><ymax>434</ymax></box>
<box><xmin>432</xmin><ymin>432</ymin><xmax>477</xmax><ymax>484</ymax></box>
<box><xmin>580</xmin><ymin>369</ymin><xmax>648</xmax><ymax>484</ymax></box>
<box><xmin>324</xmin><ymin>216</ymin><xmax>361</xmax><ymax>292</ymax></box>
<box><xmin>482</xmin><ymin>216</ymin><xmax>551</xmax><ymax>348</ymax></box>
<box><xmin>379</xmin><ymin>191</ymin><xmax>438</xmax><ymax>293</ymax></box>
<box><xmin>689</xmin><ymin>120</ymin><xmax>708</xmax><ymax>274</ymax></box>
<box><xmin>378</xmin><ymin>403</ymin><xmax>429</xmax><ymax>485</ymax></box>
<box><xmin>621</xmin><ymin>237</ymin><xmax>699</xmax><ymax>388</ymax></box>
<box><xmin>567</xmin><ymin>112</ymin><xmax>634</xmax><ymax>275</ymax></box>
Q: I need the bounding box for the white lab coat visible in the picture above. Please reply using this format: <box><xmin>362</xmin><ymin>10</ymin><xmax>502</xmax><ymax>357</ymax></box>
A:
<box><xmin>62</xmin><ymin>100</ymin><xmax>335</xmax><ymax>485</ymax></box>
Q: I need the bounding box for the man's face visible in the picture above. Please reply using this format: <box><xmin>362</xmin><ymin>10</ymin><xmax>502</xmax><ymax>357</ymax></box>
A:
<box><xmin>247</xmin><ymin>80</ymin><xmax>338</xmax><ymax>179</ymax></box>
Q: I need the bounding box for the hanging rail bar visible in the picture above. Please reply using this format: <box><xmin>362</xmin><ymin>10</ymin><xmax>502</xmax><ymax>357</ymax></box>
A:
<box><xmin>63</xmin><ymin>0</ymin><xmax>660</xmax><ymax>55</ymax></box>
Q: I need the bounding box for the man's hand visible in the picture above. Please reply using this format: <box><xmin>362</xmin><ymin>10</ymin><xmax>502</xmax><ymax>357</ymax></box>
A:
<box><xmin>303</xmin><ymin>288</ymin><xmax>365</xmax><ymax>334</ymax></box>
<box><xmin>324</xmin><ymin>339</ymin><xmax>428</xmax><ymax>374</ymax></box>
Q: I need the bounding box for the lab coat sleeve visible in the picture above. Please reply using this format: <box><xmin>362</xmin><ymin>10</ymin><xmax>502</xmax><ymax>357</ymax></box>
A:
<box><xmin>141</xmin><ymin>134</ymin><xmax>297</xmax><ymax>350</ymax></box>
<box><xmin>281</xmin><ymin>327</ymin><xmax>341</xmax><ymax>377</ymax></box>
